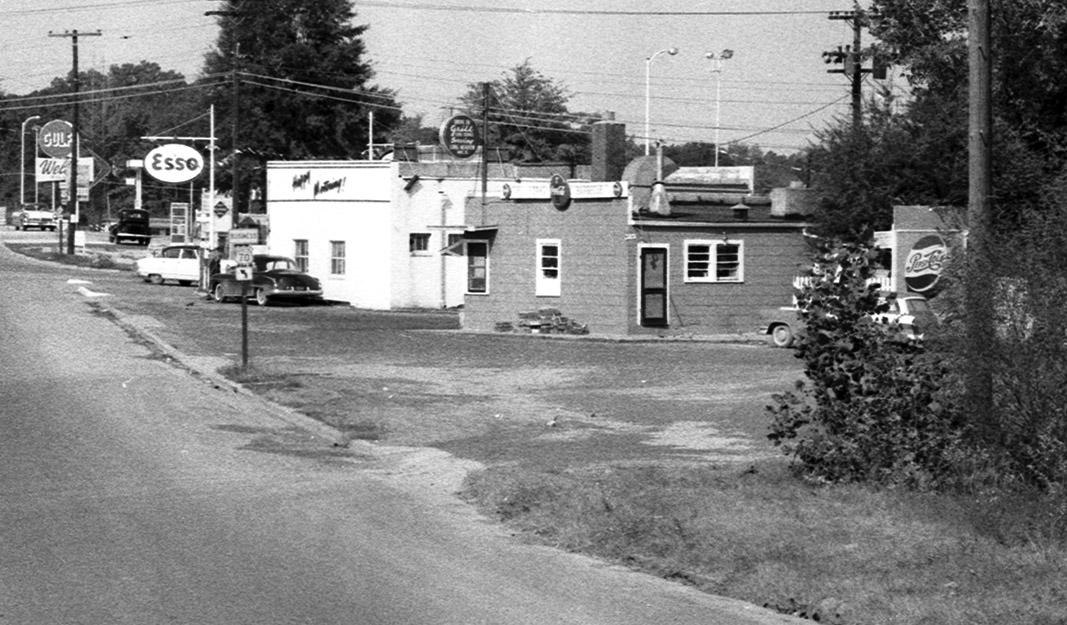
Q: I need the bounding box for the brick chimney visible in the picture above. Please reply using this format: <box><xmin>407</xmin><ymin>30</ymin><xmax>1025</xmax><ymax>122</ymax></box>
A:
<box><xmin>591</xmin><ymin>120</ymin><xmax>626</xmax><ymax>182</ymax></box>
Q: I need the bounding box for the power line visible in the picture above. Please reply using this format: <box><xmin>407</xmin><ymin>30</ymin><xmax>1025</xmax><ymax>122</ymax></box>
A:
<box><xmin>350</xmin><ymin>2</ymin><xmax>833</xmax><ymax>16</ymax></box>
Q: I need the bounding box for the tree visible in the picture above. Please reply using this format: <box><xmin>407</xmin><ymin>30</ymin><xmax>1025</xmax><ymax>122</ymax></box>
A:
<box><xmin>201</xmin><ymin>0</ymin><xmax>400</xmax><ymax>206</ymax></box>
<box><xmin>865</xmin><ymin>0</ymin><xmax>1067</xmax><ymax>228</ymax></box>
<box><xmin>0</xmin><ymin>62</ymin><xmax>202</xmax><ymax>223</ymax></box>
<box><xmin>459</xmin><ymin>60</ymin><xmax>596</xmax><ymax>164</ymax></box>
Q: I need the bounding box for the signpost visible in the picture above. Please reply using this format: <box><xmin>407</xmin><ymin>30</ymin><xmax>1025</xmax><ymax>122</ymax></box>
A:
<box><xmin>233</xmin><ymin>243</ymin><xmax>254</xmax><ymax>369</ymax></box>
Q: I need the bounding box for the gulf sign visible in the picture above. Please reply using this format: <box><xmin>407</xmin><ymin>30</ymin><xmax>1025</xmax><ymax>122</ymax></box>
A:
<box><xmin>904</xmin><ymin>234</ymin><xmax>948</xmax><ymax>295</ymax></box>
<box><xmin>38</xmin><ymin>119</ymin><xmax>73</xmax><ymax>158</ymax></box>
<box><xmin>144</xmin><ymin>144</ymin><xmax>204</xmax><ymax>184</ymax></box>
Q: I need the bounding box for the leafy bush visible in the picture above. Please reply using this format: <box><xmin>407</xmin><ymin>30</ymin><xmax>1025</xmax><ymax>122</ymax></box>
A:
<box><xmin>767</xmin><ymin>241</ymin><xmax>964</xmax><ymax>486</ymax></box>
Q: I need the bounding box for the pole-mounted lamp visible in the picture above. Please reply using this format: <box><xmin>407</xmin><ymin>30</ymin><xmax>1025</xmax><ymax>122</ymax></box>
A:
<box><xmin>705</xmin><ymin>49</ymin><xmax>734</xmax><ymax>168</ymax></box>
<box><xmin>20</xmin><ymin>115</ymin><xmax>41</xmax><ymax>206</ymax></box>
<box><xmin>644</xmin><ymin>47</ymin><xmax>678</xmax><ymax>156</ymax></box>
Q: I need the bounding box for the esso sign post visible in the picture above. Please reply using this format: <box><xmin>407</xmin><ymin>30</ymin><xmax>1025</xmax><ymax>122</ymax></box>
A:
<box><xmin>144</xmin><ymin>144</ymin><xmax>205</xmax><ymax>184</ymax></box>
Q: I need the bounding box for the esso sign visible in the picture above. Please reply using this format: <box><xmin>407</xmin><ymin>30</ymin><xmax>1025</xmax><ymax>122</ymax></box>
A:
<box><xmin>39</xmin><ymin>119</ymin><xmax>73</xmax><ymax>158</ymax></box>
<box><xmin>144</xmin><ymin>144</ymin><xmax>204</xmax><ymax>183</ymax></box>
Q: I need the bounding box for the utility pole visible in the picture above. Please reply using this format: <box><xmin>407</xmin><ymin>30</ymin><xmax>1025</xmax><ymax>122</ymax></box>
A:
<box><xmin>823</xmin><ymin>8</ymin><xmax>884</xmax><ymax>128</ymax></box>
<box><xmin>49</xmin><ymin>29</ymin><xmax>101</xmax><ymax>255</ymax></box>
<box><xmin>966</xmin><ymin>0</ymin><xmax>995</xmax><ymax>430</ymax></box>
<box><xmin>206</xmin><ymin>8</ymin><xmax>242</xmax><ymax>233</ymax></box>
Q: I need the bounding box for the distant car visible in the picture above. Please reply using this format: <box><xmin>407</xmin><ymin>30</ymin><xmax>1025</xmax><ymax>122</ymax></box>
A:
<box><xmin>135</xmin><ymin>245</ymin><xmax>203</xmax><ymax>286</ymax></box>
<box><xmin>209</xmin><ymin>254</ymin><xmax>323</xmax><ymax>306</ymax></box>
<box><xmin>108</xmin><ymin>208</ymin><xmax>152</xmax><ymax>246</ymax></box>
<box><xmin>760</xmin><ymin>292</ymin><xmax>938</xmax><ymax>348</ymax></box>
<box><xmin>12</xmin><ymin>205</ymin><xmax>57</xmax><ymax>231</ymax></box>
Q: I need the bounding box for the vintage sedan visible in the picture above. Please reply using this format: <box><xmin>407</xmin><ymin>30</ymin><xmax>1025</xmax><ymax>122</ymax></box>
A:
<box><xmin>135</xmin><ymin>245</ymin><xmax>203</xmax><ymax>286</ymax></box>
<box><xmin>760</xmin><ymin>292</ymin><xmax>938</xmax><ymax>348</ymax></box>
<box><xmin>210</xmin><ymin>255</ymin><xmax>323</xmax><ymax>306</ymax></box>
<box><xmin>11</xmin><ymin>205</ymin><xmax>57</xmax><ymax>231</ymax></box>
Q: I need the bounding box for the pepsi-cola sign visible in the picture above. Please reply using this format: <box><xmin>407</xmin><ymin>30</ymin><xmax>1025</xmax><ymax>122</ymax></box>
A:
<box><xmin>904</xmin><ymin>234</ymin><xmax>948</xmax><ymax>295</ymax></box>
<box><xmin>144</xmin><ymin>143</ymin><xmax>204</xmax><ymax>183</ymax></box>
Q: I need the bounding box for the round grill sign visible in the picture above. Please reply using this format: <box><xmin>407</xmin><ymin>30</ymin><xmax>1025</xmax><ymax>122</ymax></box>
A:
<box><xmin>38</xmin><ymin>119</ymin><xmax>73</xmax><ymax>158</ymax></box>
<box><xmin>904</xmin><ymin>234</ymin><xmax>948</xmax><ymax>295</ymax></box>
<box><xmin>439</xmin><ymin>115</ymin><xmax>479</xmax><ymax>159</ymax></box>
<box><xmin>144</xmin><ymin>143</ymin><xmax>204</xmax><ymax>183</ymax></box>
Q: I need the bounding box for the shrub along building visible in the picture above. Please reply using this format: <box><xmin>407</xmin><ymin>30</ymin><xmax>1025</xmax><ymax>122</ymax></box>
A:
<box><xmin>457</xmin><ymin>121</ymin><xmax>816</xmax><ymax>336</ymax></box>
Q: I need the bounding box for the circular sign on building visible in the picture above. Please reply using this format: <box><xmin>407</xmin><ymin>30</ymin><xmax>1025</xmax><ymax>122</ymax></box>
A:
<box><xmin>38</xmin><ymin>119</ymin><xmax>74</xmax><ymax>158</ymax></box>
<box><xmin>904</xmin><ymin>234</ymin><xmax>948</xmax><ymax>295</ymax></box>
<box><xmin>439</xmin><ymin>114</ymin><xmax>480</xmax><ymax>159</ymax></box>
<box><xmin>550</xmin><ymin>174</ymin><xmax>571</xmax><ymax>211</ymax></box>
<box><xmin>144</xmin><ymin>143</ymin><xmax>205</xmax><ymax>184</ymax></box>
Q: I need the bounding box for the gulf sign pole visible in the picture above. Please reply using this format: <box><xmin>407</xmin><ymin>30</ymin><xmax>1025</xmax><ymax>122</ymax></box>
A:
<box><xmin>37</xmin><ymin>119</ymin><xmax>73</xmax><ymax>249</ymax></box>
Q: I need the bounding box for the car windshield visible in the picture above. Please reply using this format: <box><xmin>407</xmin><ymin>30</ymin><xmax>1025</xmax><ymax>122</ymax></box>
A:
<box><xmin>254</xmin><ymin>257</ymin><xmax>296</xmax><ymax>271</ymax></box>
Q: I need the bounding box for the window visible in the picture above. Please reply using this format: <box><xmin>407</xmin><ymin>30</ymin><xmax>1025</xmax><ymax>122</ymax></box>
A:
<box><xmin>535</xmin><ymin>239</ymin><xmax>561</xmax><ymax>296</ymax></box>
<box><xmin>684</xmin><ymin>239</ymin><xmax>744</xmax><ymax>283</ymax></box>
<box><xmin>329</xmin><ymin>240</ymin><xmax>346</xmax><ymax>276</ymax></box>
<box><xmin>293</xmin><ymin>239</ymin><xmax>309</xmax><ymax>272</ymax></box>
<box><xmin>466</xmin><ymin>241</ymin><xmax>488</xmax><ymax>294</ymax></box>
<box><xmin>409</xmin><ymin>232</ymin><xmax>431</xmax><ymax>254</ymax></box>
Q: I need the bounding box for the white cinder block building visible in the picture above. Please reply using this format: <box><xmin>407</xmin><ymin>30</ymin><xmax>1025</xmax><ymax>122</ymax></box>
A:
<box><xmin>265</xmin><ymin>158</ymin><xmax>582</xmax><ymax>309</ymax></box>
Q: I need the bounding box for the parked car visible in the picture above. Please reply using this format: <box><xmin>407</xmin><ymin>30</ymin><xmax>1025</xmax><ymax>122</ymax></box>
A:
<box><xmin>760</xmin><ymin>292</ymin><xmax>938</xmax><ymax>348</ymax></box>
<box><xmin>135</xmin><ymin>245</ymin><xmax>203</xmax><ymax>286</ymax></box>
<box><xmin>108</xmin><ymin>209</ymin><xmax>151</xmax><ymax>246</ymax></box>
<box><xmin>209</xmin><ymin>254</ymin><xmax>323</xmax><ymax>306</ymax></box>
<box><xmin>11</xmin><ymin>204</ymin><xmax>57</xmax><ymax>231</ymax></box>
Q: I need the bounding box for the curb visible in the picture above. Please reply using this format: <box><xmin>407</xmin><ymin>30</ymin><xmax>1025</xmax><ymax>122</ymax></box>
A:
<box><xmin>94</xmin><ymin>299</ymin><xmax>351</xmax><ymax>448</ymax></box>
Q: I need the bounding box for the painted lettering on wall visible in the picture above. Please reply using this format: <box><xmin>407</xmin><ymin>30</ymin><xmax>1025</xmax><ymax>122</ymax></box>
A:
<box><xmin>292</xmin><ymin>171</ymin><xmax>311</xmax><ymax>190</ymax></box>
<box><xmin>313</xmin><ymin>177</ymin><xmax>346</xmax><ymax>197</ymax></box>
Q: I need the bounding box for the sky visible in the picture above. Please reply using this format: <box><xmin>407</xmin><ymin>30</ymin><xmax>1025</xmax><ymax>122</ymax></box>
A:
<box><xmin>0</xmin><ymin>0</ymin><xmax>896</xmax><ymax>154</ymax></box>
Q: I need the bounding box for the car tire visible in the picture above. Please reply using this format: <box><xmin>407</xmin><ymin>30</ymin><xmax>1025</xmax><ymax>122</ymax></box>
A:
<box><xmin>770</xmin><ymin>323</ymin><xmax>795</xmax><ymax>348</ymax></box>
<box><xmin>254</xmin><ymin>288</ymin><xmax>270</xmax><ymax>307</ymax></box>
<box><xmin>213</xmin><ymin>283</ymin><xmax>228</xmax><ymax>303</ymax></box>
<box><xmin>148</xmin><ymin>274</ymin><xmax>164</xmax><ymax>286</ymax></box>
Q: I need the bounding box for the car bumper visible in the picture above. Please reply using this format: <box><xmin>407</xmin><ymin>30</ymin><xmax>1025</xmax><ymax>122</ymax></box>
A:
<box><xmin>266</xmin><ymin>287</ymin><xmax>323</xmax><ymax>300</ymax></box>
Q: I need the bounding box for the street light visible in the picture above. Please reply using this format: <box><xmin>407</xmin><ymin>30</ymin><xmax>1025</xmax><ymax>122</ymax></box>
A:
<box><xmin>705</xmin><ymin>49</ymin><xmax>734</xmax><ymax>168</ymax></box>
<box><xmin>20</xmin><ymin>115</ymin><xmax>41</xmax><ymax>206</ymax></box>
<box><xmin>644</xmin><ymin>47</ymin><xmax>678</xmax><ymax>156</ymax></box>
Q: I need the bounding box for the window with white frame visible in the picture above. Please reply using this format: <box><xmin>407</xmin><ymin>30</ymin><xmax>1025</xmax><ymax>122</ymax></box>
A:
<box><xmin>329</xmin><ymin>240</ymin><xmax>346</xmax><ymax>276</ymax></box>
<box><xmin>409</xmin><ymin>232</ymin><xmax>431</xmax><ymax>254</ymax></box>
<box><xmin>293</xmin><ymin>239</ymin><xmax>309</xmax><ymax>272</ymax></box>
<box><xmin>684</xmin><ymin>239</ymin><xmax>744</xmax><ymax>283</ymax></box>
<box><xmin>466</xmin><ymin>241</ymin><xmax>488</xmax><ymax>294</ymax></box>
<box><xmin>535</xmin><ymin>239</ymin><xmax>561</xmax><ymax>296</ymax></box>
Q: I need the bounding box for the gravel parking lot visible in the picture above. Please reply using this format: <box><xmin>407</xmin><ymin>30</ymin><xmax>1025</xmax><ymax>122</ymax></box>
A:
<box><xmin>17</xmin><ymin>234</ymin><xmax>804</xmax><ymax>473</ymax></box>
<box><xmin>85</xmin><ymin>270</ymin><xmax>799</xmax><ymax>472</ymax></box>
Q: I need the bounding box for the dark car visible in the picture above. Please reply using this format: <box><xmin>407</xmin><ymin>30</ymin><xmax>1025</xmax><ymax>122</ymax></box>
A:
<box><xmin>209</xmin><ymin>254</ymin><xmax>323</xmax><ymax>306</ymax></box>
<box><xmin>108</xmin><ymin>209</ymin><xmax>152</xmax><ymax>246</ymax></box>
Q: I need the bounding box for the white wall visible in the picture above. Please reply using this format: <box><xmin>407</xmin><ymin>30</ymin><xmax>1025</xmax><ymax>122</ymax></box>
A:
<box><xmin>266</xmin><ymin>162</ymin><xmax>393</xmax><ymax>308</ymax></box>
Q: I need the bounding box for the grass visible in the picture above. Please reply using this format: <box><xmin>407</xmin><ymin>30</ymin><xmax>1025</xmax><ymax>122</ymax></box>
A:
<box><xmin>461</xmin><ymin>461</ymin><xmax>1067</xmax><ymax>625</ymax></box>
<box><xmin>7</xmin><ymin>242</ymin><xmax>123</xmax><ymax>269</ymax></box>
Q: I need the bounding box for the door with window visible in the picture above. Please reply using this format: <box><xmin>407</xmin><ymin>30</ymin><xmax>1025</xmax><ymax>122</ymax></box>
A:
<box><xmin>639</xmin><ymin>246</ymin><xmax>668</xmax><ymax>327</ymax></box>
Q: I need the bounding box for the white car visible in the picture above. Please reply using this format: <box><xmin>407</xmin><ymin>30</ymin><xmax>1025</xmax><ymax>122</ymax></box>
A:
<box><xmin>135</xmin><ymin>245</ymin><xmax>203</xmax><ymax>286</ymax></box>
<box><xmin>12</xmin><ymin>205</ymin><xmax>57</xmax><ymax>231</ymax></box>
<box><xmin>761</xmin><ymin>292</ymin><xmax>938</xmax><ymax>348</ymax></box>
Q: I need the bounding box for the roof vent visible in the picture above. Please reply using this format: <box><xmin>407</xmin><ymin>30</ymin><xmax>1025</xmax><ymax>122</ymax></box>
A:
<box><xmin>731</xmin><ymin>201</ymin><xmax>749</xmax><ymax>221</ymax></box>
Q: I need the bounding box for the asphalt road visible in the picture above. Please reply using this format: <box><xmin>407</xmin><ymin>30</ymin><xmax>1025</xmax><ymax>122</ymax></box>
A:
<box><xmin>0</xmin><ymin>233</ymin><xmax>805</xmax><ymax>623</ymax></box>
